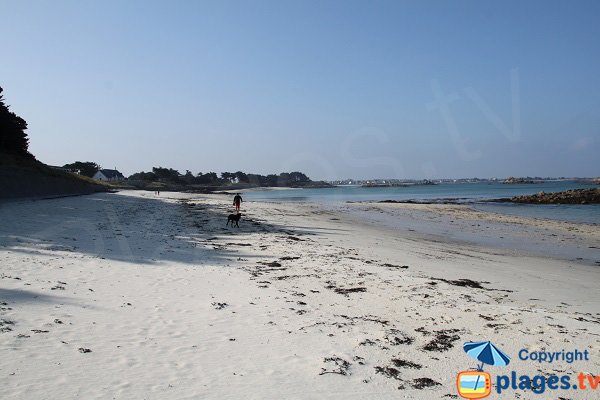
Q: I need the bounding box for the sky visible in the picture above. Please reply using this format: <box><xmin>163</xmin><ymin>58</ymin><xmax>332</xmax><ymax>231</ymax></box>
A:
<box><xmin>1</xmin><ymin>0</ymin><xmax>599</xmax><ymax>180</ymax></box>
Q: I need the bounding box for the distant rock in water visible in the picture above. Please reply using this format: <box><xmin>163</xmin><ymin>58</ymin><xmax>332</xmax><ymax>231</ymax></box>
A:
<box><xmin>510</xmin><ymin>188</ymin><xmax>600</xmax><ymax>204</ymax></box>
<box><xmin>503</xmin><ymin>176</ymin><xmax>543</xmax><ymax>184</ymax></box>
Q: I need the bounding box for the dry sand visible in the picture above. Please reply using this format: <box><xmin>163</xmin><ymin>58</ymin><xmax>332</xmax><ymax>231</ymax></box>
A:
<box><xmin>1</xmin><ymin>190</ymin><xmax>599</xmax><ymax>399</ymax></box>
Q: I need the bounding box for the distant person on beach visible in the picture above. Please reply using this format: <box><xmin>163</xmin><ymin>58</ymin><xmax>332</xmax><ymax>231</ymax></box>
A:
<box><xmin>233</xmin><ymin>193</ymin><xmax>243</xmax><ymax>212</ymax></box>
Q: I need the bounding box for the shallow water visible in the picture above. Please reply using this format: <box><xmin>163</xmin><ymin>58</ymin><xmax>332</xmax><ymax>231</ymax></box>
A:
<box><xmin>243</xmin><ymin>181</ymin><xmax>599</xmax><ymax>224</ymax></box>
<box><xmin>472</xmin><ymin>203</ymin><xmax>600</xmax><ymax>224</ymax></box>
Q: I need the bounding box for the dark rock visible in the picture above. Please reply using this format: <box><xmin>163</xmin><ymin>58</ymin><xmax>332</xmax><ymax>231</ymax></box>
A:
<box><xmin>510</xmin><ymin>188</ymin><xmax>600</xmax><ymax>204</ymax></box>
<box><xmin>503</xmin><ymin>177</ymin><xmax>543</xmax><ymax>184</ymax></box>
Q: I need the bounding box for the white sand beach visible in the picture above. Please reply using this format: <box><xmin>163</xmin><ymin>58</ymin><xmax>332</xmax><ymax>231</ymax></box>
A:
<box><xmin>1</xmin><ymin>190</ymin><xmax>599</xmax><ymax>399</ymax></box>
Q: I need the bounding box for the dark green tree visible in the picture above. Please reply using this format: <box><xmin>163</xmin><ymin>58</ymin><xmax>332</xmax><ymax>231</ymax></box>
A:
<box><xmin>182</xmin><ymin>170</ymin><xmax>195</xmax><ymax>184</ymax></box>
<box><xmin>265</xmin><ymin>174</ymin><xmax>278</xmax><ymax>186</ymax></box>
<box><xmin>152</xmin><ymin>167</ymin><xmax>182</xmax><ymax>182</ymax></box>
<box><xmin>0</xmin><ymin>86</ymin><xmax>32</xmax><ymax>157</ymax></box>
<box><xmin>62</xmin><ymin>161</ymin><xmax>100</xmax><ymax>177</ymax></box>
<box><xmin>196</xmin><ymin>172</ymin><xmax>218</xmax><ymax>184</ymax></box>
<box><xmin>234</xmin><ymin>171</ymin><xmax>249</xmax><ymax>183</ymax></box>
<box><xmin>220</xmin><ymin>172</ymin><xmax>235</xmax><ymax>183</ymax></box>
<box><xmin>246</xmin><ymin>174</ymin><xmax>266</xmax><ymax>186</ymax></box>
<box><xmin>277</xmin><ymin>173</ymin><xmax>291</xmax><ymax>186</ymax></box>
<box><xmin>128</xmin><ymin>171</ymin><xmax>157</xmax><ymax>181</ymax></box>
<box><xmin>289</xmin><ymin>171</ymin><xmax>310</xmax><ymax>183</ymax></box>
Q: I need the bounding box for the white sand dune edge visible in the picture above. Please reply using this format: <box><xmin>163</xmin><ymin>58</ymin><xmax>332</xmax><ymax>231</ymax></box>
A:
<box><xmin>1</xmin><ymin>190</ymin><xmax>598</xmax><ymax>399</ymax></box>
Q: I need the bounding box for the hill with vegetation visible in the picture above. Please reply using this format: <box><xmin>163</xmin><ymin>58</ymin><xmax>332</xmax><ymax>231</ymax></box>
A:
<box><xmin>0</xmin><ymin>86</ymin><xmax>108</xmax><ymax>199</ymax></box>
<box><xmin>0</xmin><ymin>154</ymin><xmax>109</xmax><ymax>199</ymax></box>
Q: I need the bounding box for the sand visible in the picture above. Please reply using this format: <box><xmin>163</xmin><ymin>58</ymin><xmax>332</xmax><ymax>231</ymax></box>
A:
<box><xmin>1</xmin><ymin>190</ymin><xmax>599</xmax><ymax>399</ymax></box>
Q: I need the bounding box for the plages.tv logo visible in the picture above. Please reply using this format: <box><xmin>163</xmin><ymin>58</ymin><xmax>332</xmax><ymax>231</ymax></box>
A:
<box><xmin>456</xmin><ymin>341</ymin><xmax>511</xmax><ymax>399</ymax></box>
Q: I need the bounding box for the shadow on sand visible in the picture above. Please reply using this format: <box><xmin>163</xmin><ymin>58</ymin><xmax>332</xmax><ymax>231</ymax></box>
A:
<box><xmin>0</xmin><ymin>192</ymin><xmax>315</xmax><ymax>266</ymax></box>
<box><xmin>0</xmin><ymin>288</ymin><xmax>85</xmax><ymax>308</ymax></box>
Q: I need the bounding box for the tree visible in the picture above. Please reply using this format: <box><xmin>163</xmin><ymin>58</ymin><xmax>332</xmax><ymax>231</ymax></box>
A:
<box><xmin>128</xmin><ymin>171</ymin><xmax>157</xmax><ymax>181</ymax></box>
<box><xmin>220</xmin><ymin>172</ymin><xmax>235</xmax><ymax>183</ymax></box>
<box><xmin>234</xmin><ymin>171</ymin><xmax>249</xmax><ymax>183</ymax></box>
<box><xmin>195</xmin><ymin>172</ymin><xmax>219</xmax><ymax>184</ymax></box>
<box><xmin>265</xmin><ymin>174</ymin><xmax>278</xmax><ymax>187</ymax></box>
<box><xmin>62</xmin><ymin>161</ymin><xmax>99</xmax><ymax>177</ymax></box>
<box><xmin>279</xmin><ymin>173</ymin><xmax>292</xmax><ymax>185</ymax></box>
<box><xmin>246</xmin><ymin>174</ymin><xmax>266</xmax><ymax>186</ymax></box>
<box><xmin>182</xmin><ymin>170</ymin><xmax>195</xmax><ymax>184</ymax></box>
<box><xmin>289</xmin><ymin>171</ymin><xmax>310</xmax><ymax>183</ymax></box>
<box><xmin>152</xmin><ymin>167</ymin><xmax>182</xmax><ymax>182</ymax></box>
<box><xmin>0</xmin><ymin>86</ymin><xmax>32</xmax><ymax>157</ymax></box>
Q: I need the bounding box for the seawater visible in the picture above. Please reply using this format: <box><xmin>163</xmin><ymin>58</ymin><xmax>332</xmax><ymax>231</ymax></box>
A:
<box><xmin>242</xmin><ymin>181</ymin><xmax>600</xmax><ymax>224</ymax></box>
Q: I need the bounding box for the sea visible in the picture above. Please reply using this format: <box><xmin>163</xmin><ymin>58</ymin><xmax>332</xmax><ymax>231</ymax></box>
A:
<box><xmin>241</xmin><ymin>181</ymin><xmax>600</xmax><ymax>224</ymax></box>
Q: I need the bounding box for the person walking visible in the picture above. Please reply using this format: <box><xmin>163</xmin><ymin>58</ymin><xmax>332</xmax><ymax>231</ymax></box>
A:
<box><xmin>233</xmin><ymin>193</ymin><xmax>243</xmax><ymax>212</ymax></box>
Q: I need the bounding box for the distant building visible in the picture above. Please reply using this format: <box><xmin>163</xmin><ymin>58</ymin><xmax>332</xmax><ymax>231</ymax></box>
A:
<box><xmin>93</xmin><ymin>169</ymin><xmax>125</xmax><ymax>182</ymax></box>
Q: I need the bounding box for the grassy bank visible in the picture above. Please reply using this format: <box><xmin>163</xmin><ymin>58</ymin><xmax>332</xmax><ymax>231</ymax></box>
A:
<box><xmin>0</xmin><ymin>153</ymin><xmax>109</xmax><ymax>199</ymax></box>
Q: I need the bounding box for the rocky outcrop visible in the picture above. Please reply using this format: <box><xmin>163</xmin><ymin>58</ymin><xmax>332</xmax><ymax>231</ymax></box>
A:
<box><xmin>510</xmin><ymin>188</ymin><xmax>600</xmax><ymax>204</ymax></box>
<box><xmin>503</xmin><ymin>177</ymin><xmax>543</xmax><ymax>184</ymax></box>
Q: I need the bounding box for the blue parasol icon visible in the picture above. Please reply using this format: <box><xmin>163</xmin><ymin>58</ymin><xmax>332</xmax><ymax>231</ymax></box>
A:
<box><xmin>463</xmin><ymin>341</ymin><xmax>511</xmax><ymax>393</ymax></box>
<box><xmin>463</xmin><ymin>341</ymin><xmax>511</xmax><ymax>371</ymax></box>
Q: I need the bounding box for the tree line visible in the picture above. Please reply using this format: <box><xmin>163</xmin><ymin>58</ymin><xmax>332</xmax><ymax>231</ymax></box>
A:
<box><xmin>129</xmin><ymin>167</ymin><xmax>312</xmax><ymax>187</ymax></box>
<box><xmin>59</xmin><ymin>162</ymin><xmax>315</xmax><ymax>187</ymax></box>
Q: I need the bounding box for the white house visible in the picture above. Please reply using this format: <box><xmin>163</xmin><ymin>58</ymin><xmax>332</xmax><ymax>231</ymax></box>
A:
<box><xmin>93</xmin><ymin>169</ymin><xmax>125</xmax><ymax>182</ymax></box>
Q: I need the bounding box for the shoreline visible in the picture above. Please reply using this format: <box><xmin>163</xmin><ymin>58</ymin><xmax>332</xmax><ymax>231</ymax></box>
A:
<box><xmin>239</xmin><ymin>182</ymin><xmax>600</xmax><ymax>226</ymax></box>
<box><xmin>336</xmin><ymin>201</ymin><xmax>599</xmax><ymax>267</ymax></box>
<box><xmin>1</xmin><ymin>190</ymin><xmax>599</xmax><ymax>399</ymax></box>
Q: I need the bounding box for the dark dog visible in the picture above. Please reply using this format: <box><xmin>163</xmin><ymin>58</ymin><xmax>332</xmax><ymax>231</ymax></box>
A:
<box><xmin>226</xmin><ymin>213</ymin><xmax>241</xmax><ymax>227</ymax></box>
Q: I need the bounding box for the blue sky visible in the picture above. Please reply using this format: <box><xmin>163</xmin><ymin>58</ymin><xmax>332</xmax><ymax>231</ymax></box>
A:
<box><xmin>1</xmin><ymin>0</ymin><xmax>599</xmax><ymax>179</ymax></box>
